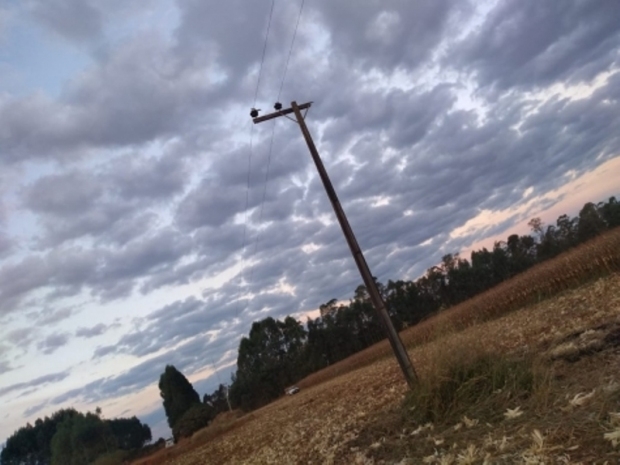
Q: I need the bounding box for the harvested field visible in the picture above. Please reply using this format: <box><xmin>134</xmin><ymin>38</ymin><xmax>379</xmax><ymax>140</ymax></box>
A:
<box><xmin>137</xmin><ymin>230</ymin><xmax>620</xmax><ymax>464</ymax></box>
<box><xmin>297</xmin><ymin>227</ymin><xmax>620</xmax><ymax>391</ymax></box>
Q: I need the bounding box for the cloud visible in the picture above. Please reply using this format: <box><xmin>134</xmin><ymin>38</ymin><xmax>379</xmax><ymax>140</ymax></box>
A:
<box><xmin>23</xmin><ymin>401</ymin><xmax>49</xmax><ymax>418</ymax></box>
<box><xmin>24</xmin><ymin>170</ymin><xmax>104</xmax><ymax>217</ymax></box>
<box><xmin>37</xmin><ymin>333</ymin><xmax>70</xmax><ymax>355</ymax></box>
<box><xmin>0</xmin><ymin>370</ymin><xmax>70</xmax><ymax>397</ymax></box>
<box><xmin>0</xmin><ymin>31</ymin><xmax>229</xmax><ymax>165</ymax></box>
<box><xmin>94</xmin><ymin>296</ymin><xmax>243</xmax><ymax>360</ymax></box>
<box><xmin>28</xmin><ymin>0</ymin><xmax>103</xmax><ymax>43</ymax></box>
<box><xmin>107</xmin><ymin>151</ymin><xmax>188</xmax><ymax>201</ymax></box>
<box><xmin>311</xmin><ymin>0</ymin><xmax>471</xmax><ymax>72</ymax></box>
<box><xmin>56</xmin><ymin>334</ymin><xmax>240</xmax><ymax>406</ymax></box>
<box><xmin>175</xmin><ymin>181</ymin><xmax>246</xmax><ymax>230</ymax></box>
<box><xmin>0</xmin><ymin>228</ymin><xmax>195</xmax><ymax>314</ymax></box>
<box><xmin>0</xmin><ymin>232</ymin><xmax>13</xmax><ymax>259</ymax></box>
<box><xmin>449</xmin><ymin>0</ymin><xmax>620</xmax><ymax>90</ymax></box>
<box><xmin>5</xmin><ymin>327</ymin><xmax>38</xmax><ymax>348</ymax></box>
<box><xmin>0</xmin><ymin>359</ymin><xmax>14</xmax><ymax>373</ymax></box>
<box><xmin>35</xmin><ymin>307</ymin><xmax>75</xmax><ymax>326</ymax></box>
<box><xmin>75</xmin><ymin>323</ymin><xmax>113</xmax><ymax>338</ymax></box>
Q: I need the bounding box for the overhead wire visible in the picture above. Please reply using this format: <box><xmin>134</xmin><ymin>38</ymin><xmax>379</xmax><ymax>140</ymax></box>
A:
<box><xmin>252</xmin><ymin>0</ymin><xmax>277</xmax><ymax>108</ymax></box>
<box><xmin>237</xmin><ymin>0</ymin><xmax>277</xmax><ymax>317</ymax></box>
<box><xmin>276</xmin><ymin>0</ymin><xmax>306</xmax><ymax>103</ymax></box>
<box><xmin>246</xmin><ymin>122</ymin><xmax>277</xmax><ymax>288</ymax></box>
<box><xmin>241</xmin><ymin>0</ymin><xmax>307</xmax><ymax>314</ymax></box>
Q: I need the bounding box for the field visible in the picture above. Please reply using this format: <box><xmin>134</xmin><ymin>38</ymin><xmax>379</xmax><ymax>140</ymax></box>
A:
<box><xmin>136</xmin><ymin>229</ymin><xmax>620</xmax><ymax>464</ymax></box>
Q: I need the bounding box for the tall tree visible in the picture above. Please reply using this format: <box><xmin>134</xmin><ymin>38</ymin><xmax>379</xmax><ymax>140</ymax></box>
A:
<box><xmin>1</xmin><ymin>408</ymin><xmax>79</xmax><ymax>465</ymax></box>
<box><xmin>107</xmin><ymin>417</ymin><xmax>152</xmax><ymax>450</ymax></box>
<box><xmin>577</xmin><ymin>202</ymin><xmax>607</xmax><ymax>243</ymax></box>
<box><xmin>50</xmin><ymin>412</ymin><xmax>117</xmax><ymax>465</ymax></box>
<box><xmin>158</xmin><ymin>365</ymin><xmax>200</xmax><ymax>430</ymax></box>
<box><xmin>230</xmin><ymin>317</ymin><xmax>307</xmax><ymax>410</ymax></box>
<box><xmin>598</xmin><ymin>196</ymin><xmax>620</xmax><ymax>228</ymax></box>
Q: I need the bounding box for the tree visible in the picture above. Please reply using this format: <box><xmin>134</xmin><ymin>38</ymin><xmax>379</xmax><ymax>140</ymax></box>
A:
<box><xmin>158</xmin><ymin>365</ymin><xmax>200</xmax><ymax>430</ymax></box>
<box><xmin>172</xmin><ymin>404</ymin><xmax>213</xmax><ymax>441</ymax></box>
<box><xmin>107</xmin><ymin>417</ymin><xmax>152</xmax><ymax>450</ymax></box>
<box><xmin>577</xmin><ymin>202</ymin><xmax>607</xmax><ymax>243</ymax></box>
<box><xmin>230</xmin><ymin>317</ymin><xmax>307</xmax><ymax>410</ymax></box>
<box><xmin>50</xmin><ymin>412</ymin><xmax>117</xmax><ymax>465</ymax></box>
<box><xmin>319</xmin><ymin>298</ymin><xmax>339</xmax><ymax>318</ymax></box>
<box><xmin>1</xmin><ymin>408</ymin><xmax>79</xmax><ymax>465</ymax></box>
<box><xmin>528</xmin><ymin>217</ymin><xmax>544</xmax><ymax>240</ymax></box>
<box><xmin>598</xmin><ymin>196</ymin><xmax>620</xmax><ymax>228</ymax></box>
<box><xmin>1</xmin><ymin>409</ymin><xmax>151</xmax><ymax>465</ymax></box>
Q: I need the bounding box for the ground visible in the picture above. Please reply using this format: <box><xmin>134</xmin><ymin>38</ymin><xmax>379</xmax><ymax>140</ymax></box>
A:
<box><xmin>133</xmin><ymin>230</ymin><xmax>620</xmax><ymax>464</ymax></box>
<box><xmin>135</xmin><ymin>269</ymin><xmax>620</xmax><ymax>465</ymax></box>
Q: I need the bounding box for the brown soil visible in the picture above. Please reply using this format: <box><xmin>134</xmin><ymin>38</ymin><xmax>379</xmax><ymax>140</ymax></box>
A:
<box><xmin>132</xmin><ymin>230</ymin><xmax>620</xmax><ymax>464</ymax></box>
<box><xmin>147</xmin><ymin>272</ymin><xmax>620</xmax><ymax>464</ymax></box>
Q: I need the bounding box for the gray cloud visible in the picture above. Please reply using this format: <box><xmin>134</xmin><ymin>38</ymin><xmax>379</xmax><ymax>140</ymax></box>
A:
<box><xmin>28</xmin><ymin>0</ymin><xmax>103</xmax><ymax>43</ymax></box>
<box><xmin>176</xmin><ymin>181</ymin><xmax>246</xmax><ymax>230</ymax></box>
<box><xmin>56</xmin><ymin>333</ymin><xmax>240</xmax><ymax>407</ymax></box>
<box><xmin>0</xmin><ymin>370</ymin><xmax>70</xmax><ymax>397</ymax></box>
<box><xmin>109</xmin><ymin>152</ymin><xmax>188</xmax><ymax>201</ymax></box>
<box><xmin>35</xmin><ymin>307</ymin><xmax>75</xmax><ymax>326</ymax></box>
<box><xmin>76</xmin><ymin>323</ymin><xmax>112</xmax><ymax>338</ymax></box>
<box><xmin>24</xmin><ymin>171</ymin><xmax>103</xmax><ymax>217</ymax></box>
<box><xmin>0</xmin><ymin>360</ymin><xmax>14</xmax><ymax>373</ymax></box>
<box><xmin>37</xmin><ymin>333</ymin><xmax>70</xmax><ymax>355</ymax></box>
<box><xmin>5</xmin><ymin>327</ymin><xmax>38</xmax><ymax>348</ymax></box>
<box><xmin>449</xmin><ymin>0</ymin><xmax>620</xmax><ymax>91</ymax></box>
<box><xmin>0</xmin><ymin>232</ymin><xmax>13</xmax><ymax>259</ymax></box>
<box><xmin>95</xmin><ymin>296</ymin><xmax>243</xmax><ymax>361</ymax></box>
<box><xmin>0</xmin><ymin>227</ymin><xmax>196</xmax><ymax>314</ymax></box>
<box><xmin>310</xmin><ymin>0</ymin><xmax>471</xmax><ymax>72</ymax></box>
<box><xmin>23</xmin><ymin>401</ymin><xmax>49</xmax><ymax>418</ymax></box>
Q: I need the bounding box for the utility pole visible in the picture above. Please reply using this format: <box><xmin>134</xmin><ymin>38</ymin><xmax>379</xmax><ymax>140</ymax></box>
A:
<box><xmin>252</xmin><ymin>101</ymin><xmax>418</xmax><ymax>389</ymax></box>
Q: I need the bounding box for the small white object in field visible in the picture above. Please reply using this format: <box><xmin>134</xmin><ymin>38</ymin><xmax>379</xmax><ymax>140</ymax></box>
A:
<box><xmin>568</xmin><ymin>389</ymin><xmax>595</xmax><ymax>407</ymax></box>
<box><xmin>604</xmin><ymin>428</ymin><xmax>620</xmax><ymax>447</ymax></box>
<box><xmin>462</xmin><ymin>416</ymin><xmax>478</xmax><ymax>428</ymax></box>
<box><xmin>503</xmin><ymin>406</ymin><xmax>523</xmax><ymax>419</ymax></box>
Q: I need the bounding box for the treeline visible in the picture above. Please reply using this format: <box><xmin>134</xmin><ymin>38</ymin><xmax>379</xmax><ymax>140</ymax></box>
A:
<box><xmin>227</xmin><ymin>197</ymin><xmax>620</xmax><ymax>410</ymax></box>
<box><xmin>0</xmin><ymin>408</ymin><xmax>152</xmax><ymax>465</ymax></box>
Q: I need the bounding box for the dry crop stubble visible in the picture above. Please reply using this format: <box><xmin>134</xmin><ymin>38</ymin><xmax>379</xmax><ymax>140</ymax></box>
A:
<box><xmin>296</xmin><ymin>227</ymin><xmax>620</xmax><ymax>392</ymax></box>
<box><xmin>142</xmin><ymin>228</ymin><xmax>620</xmax><ymax>464</ymax></box>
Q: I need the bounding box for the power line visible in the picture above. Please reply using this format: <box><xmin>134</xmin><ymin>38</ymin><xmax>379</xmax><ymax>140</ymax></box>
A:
<box><xmin>253</xmin><ymin>0</ymin><xmax>277</xmax><ymax>107</ymax></box>
<box><xmin>247</xmin><ymin>120</ymin><xmax>278</xmax><ymax>288</ymax></box>
<box><xmin>236</xmin><ymin>123</ymin><xmax>256</xmax><ymax>318</ymax></box>
<box><xmin>277</xmin><ymin>0</ymin><xmax>306</xmax><ymax>103</ymax></box>
<box><xmin>247</xmin><ymin>0</ymin><xmax>306</xmax><ymax>286</ymax></box>
<box><xmin>241</xmin><ymin>0</ymin><xmax>306</xmax><ymax>315</ymax></box>
<box><xmin>237</xmin><ymin>0</ymin><xmax>277</xmax><ymax>317</ymax></box>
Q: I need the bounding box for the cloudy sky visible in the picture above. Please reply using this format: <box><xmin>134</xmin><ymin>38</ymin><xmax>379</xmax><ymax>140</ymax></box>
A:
<box><xmin>1</xmin><ymin>0</ymin><xmax>619</xmax><ymax>442</ymax></box>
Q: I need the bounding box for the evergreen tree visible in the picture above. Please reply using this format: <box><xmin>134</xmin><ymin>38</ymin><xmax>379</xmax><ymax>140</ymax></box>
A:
<box><xmin>158</xmin><ymin>365</ymin><xmax>200</xmax><ymax>430</ymax></box>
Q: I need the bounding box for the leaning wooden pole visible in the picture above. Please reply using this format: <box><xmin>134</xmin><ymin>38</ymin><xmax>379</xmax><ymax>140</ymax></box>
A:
<box><xmin>253</xmin><ymin>101</ymin><xmax>418</xmax><ymax>389</ymax></box>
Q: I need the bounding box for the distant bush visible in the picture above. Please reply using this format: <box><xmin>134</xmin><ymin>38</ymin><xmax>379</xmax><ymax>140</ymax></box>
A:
<box><xmin>172</xmin><ymin>404</ymin><xmax>214</xmax><ymax>441</ymax></box>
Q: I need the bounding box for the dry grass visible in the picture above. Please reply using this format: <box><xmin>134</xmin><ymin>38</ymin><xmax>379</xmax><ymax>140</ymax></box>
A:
<box><xmin>136</xmin><ymin>229</ymin><xmax>620</xmax><ymax>464</ymax></box>
<box><xmin>297</xmin><ymin>227</ymin><xmax>620</xmax><ymax>391</ymax></box>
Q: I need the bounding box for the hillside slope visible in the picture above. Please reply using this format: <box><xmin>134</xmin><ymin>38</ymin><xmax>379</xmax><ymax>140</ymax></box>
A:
<box><xmin>146</xmin><ymin>270</ymin><xmax>619</xmax><ymax>464</ymax></box>
<box><xmin>134</xmin><ymin>230</ymin><xmax>620</xmax><ymax>464</ymax></box>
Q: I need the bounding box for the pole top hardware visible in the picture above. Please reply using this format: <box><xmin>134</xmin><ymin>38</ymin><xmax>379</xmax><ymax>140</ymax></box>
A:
<box><xmin>252</xmin><ymin>101</ymin><xmax>312</xmax><ymax>124</ymax></box>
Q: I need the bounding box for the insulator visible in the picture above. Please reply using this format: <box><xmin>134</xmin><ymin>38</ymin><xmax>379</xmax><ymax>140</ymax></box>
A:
<box><xmin>274</xmin><ymin>102</ymin><xmax>283</xmax><ymax>110</ymax></box>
